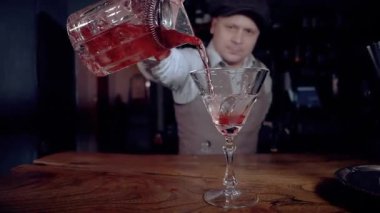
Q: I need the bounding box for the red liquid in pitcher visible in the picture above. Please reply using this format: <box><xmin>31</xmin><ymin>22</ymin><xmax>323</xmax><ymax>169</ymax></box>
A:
<box><xmin>77</xmin><ymin>22</ymin><xmax>209</xmax><ymax>77</ymax></box>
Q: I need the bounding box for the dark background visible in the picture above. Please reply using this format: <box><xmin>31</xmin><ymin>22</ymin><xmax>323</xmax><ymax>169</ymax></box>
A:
<box><xmin>1</xmin><ymin>0</ymin><xmax>380</xmax><ymax>175</ymax></box>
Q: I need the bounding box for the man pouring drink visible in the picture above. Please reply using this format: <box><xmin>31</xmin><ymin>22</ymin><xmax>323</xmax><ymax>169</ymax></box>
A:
<box><xmin>67</xmin><ymin>0</ymin><xmax>272</xmax><ymax>155</ymax></box>
<box><xmin>138</xmin><ymin>0</ymin><xmax>273</xmax><ymax>154</ymax></box>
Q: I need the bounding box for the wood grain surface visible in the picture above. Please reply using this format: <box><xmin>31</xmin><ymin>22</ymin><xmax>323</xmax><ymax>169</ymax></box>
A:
<box><xmin>1</xmin><ymin>152</ymin><xmax>379</xmax><ymax>212</ymax></box>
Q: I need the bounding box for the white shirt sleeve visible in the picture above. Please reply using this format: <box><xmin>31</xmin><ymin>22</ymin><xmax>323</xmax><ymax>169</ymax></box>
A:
<box><xmin>137</xmin><ymin>47</ymin><xmax>205</xmax><ymax>104</ymax></box>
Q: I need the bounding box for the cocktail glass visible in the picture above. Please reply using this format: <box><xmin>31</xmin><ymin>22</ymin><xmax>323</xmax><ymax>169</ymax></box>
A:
<box><xmin>190</xmin><ymin>67</ymin><xmax>268</xmax><ymax>208</ymax></box>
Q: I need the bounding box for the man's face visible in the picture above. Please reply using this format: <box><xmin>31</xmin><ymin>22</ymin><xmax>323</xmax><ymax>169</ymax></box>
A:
<box><xmin>210</xmin><ymin>14</ymin><xmax>260</xmax><ymax>67</ymax></box>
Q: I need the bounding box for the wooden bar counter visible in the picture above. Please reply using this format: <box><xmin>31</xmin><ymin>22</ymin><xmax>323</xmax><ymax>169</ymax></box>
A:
<box><xmin>0</xmin><ymin>152</ymin><xmax>379</xmax><ymax>212</ymax></box>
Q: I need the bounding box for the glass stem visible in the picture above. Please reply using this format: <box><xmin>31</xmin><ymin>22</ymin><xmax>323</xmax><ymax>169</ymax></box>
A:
<box><xmin>223</xmin><ymin>135</ymin><xmax>238</xmax><ymax>196</ymax></box>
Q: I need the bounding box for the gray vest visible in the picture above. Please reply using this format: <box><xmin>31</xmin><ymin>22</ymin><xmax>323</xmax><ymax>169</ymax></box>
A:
<box><xmin>174</xmin><ymin>94</ymin><xmax>268</xmax><ymax>154</ymax></box>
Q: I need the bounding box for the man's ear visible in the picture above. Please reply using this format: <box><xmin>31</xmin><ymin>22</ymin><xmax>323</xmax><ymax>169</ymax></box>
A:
<box><xmin>210</xmin><ymin>18</ymin><xmax>218</xmax><ymax>35</ymax></box>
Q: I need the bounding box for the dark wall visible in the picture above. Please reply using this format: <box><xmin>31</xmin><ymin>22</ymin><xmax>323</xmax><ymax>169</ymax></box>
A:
<box><xmin>0</xmin><ymin>0</ymin><xmax>39</xmax><ymax>175</ymax></box>
<box><xmin>0</xmin><ymin>0</ymin><xmax>38</xmax><ymax>131</ymax></box>
<box><xmin>36</xmin><ymin>0</ymin><xmax>76</xmax><ymax>155</ymax></box>
<box><xmin>0</xmin><ymin>0</ymin><xmax>77</xmax><ymax>174</ymax></box>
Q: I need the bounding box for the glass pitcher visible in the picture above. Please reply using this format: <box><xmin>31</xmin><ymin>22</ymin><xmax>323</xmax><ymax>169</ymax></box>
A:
<box><xmin>67</xmin><ymin>0</ymin><xmax>195</xmax><ymax>77</ymax></box>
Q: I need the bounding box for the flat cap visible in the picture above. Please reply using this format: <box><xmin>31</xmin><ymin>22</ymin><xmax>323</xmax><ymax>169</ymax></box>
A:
<box><xmin>207</xmin><ymin>0</ymin><xmax>270</xmax><ymax>30</ymax></box>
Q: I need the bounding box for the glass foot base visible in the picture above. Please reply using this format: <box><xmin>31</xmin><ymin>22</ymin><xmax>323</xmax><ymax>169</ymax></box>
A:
<box><xmin>203</xmin><ymin>189</ymin><xmax>259</xmax><ymax>209</ymax></box>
